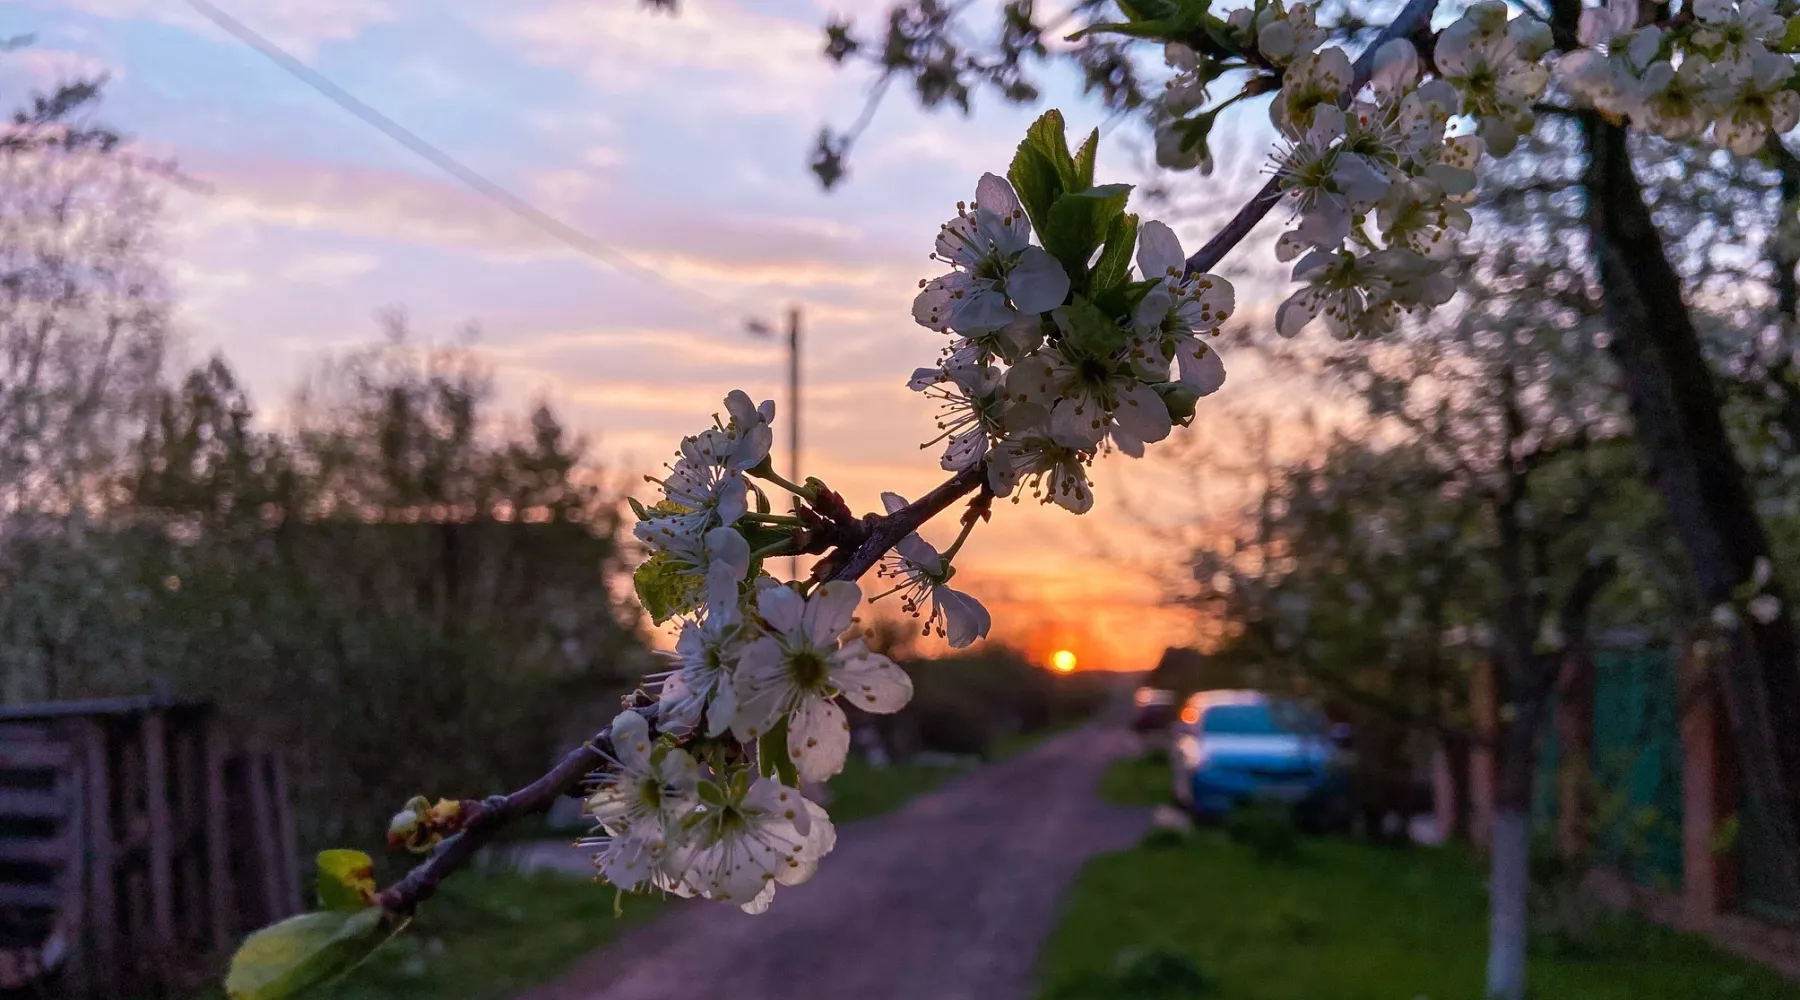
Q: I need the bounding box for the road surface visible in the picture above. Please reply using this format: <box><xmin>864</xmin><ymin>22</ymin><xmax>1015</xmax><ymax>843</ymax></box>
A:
<box><xmin>514</xmin><ymin>722</ymin><xmax>1148</xmax><ymax>1000</ymax></box>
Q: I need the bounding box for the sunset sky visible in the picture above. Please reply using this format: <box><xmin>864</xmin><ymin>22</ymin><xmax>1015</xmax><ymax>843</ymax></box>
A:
<box><xmin>5</xmin><ymin>0</ymin><xmax>1315</xmax><ymax>670</ymax></box>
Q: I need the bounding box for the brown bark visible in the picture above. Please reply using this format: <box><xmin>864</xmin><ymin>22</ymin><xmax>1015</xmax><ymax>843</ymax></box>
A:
<box><xmin>1579</xmin><ymin>114</ymin><xmax>1800</xmax><ymax>902</ymax></box>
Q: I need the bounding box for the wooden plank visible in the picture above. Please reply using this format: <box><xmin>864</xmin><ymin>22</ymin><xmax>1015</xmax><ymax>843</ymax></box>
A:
<box><xmin>82</xmin><ymin>719</ymin><xmax>116</xmax><ymax>997</ymax></box>
<box><xmin>0</xmin><ymin>837</ymin><xmax>68</xmax><ymax>864</ymax></box>
<box><xmin>0</xmin><ymin>790</ymin><xmax>66</xmax><ymax>819</ymax></box>
<box><xmin>245</xmin><ymin>754</ymin><xmax>283</xmax><ymax>924</ymax></box>
<box><xmin>203</xmin><ymin>719</ymin><xmax>231</xmax><ymax>951</ymax></box>
<box><xmin>59</xmin><ymin>756</ymin><xmax>88</xmax><ymax>996</ymax></box>
<box><xmin>142</xmin><ymin>711</ymin><xmax>176</xmax><ymax>948</ymax></box>
<box><xmin>269</xmin><ymin>754</ymin><xmax>302</xmax><ymax>916</ymax></box>
<box><xmin>0</xmin><ymin>882</ymin><xmax>61</xmax><ymax>907</ymax></box>
<box><xmin>0</xmin><ymin>742</ymin><xmax>73</xmax><ymax>769</ymax></box>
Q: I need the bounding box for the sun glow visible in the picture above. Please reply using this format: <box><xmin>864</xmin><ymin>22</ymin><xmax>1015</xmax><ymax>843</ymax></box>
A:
<box><xmin>1051</xmin><ymin>649</ymin><xmax>1078</xmax><ymax>673</ymax></box>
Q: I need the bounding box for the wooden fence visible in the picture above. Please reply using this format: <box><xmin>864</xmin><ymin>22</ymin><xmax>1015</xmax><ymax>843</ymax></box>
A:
<box><xmin>0</xmin><ymin>697</ymin><xmax>300</xmax><ymax>997</ymax></box>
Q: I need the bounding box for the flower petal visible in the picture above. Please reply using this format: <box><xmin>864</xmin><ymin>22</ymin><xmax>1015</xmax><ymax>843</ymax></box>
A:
<box><xmin>833</xmin><ymin>652</ymin><xmax>913</xmax><ymax>714</ymax></box>
<box><xmin>1112</xmin><ymin>381</ymin><xmax>1173</xmax><ymax>445</ymax></box>
<box><xmin>611</xmin><ymin>711</ymin><xmax>651</xmax><ymax>771</ymax></box>
<box><xmin>880</xmin><ymin>491</ymin><xmax>909</xmax><ymax>515</ymax></box>
<box><xmin>757</xmin><ymin>585</ymin><xmax>806</xmax><ymax>635</ymax></box>
<box><xmin>976</xmin><ymin>172</ymin><xmax>1022</xmax><ymax>219</ymax></box>
<box><xmin>1177</xmin><ymin>339</ymin><xmax>1227</xmax><ymax>395</ymax></box>
<box><xmin>936</xmin><ymin>587</ymin><xmax>991</xmax><ymax>648</ymax></box>
<box><xmin>1135</xmin><ymin>220</ymin><xmax>1185</xmax><ymax>281</ymax></box>
<box><xmin>788</xmin><ymin>696</ymin><xmax>850</xmax><ymax>783</ymax></box>
<box><xmin>1006</xmin><ymin>246</ymin><xmax>1071</xmax><ymax>315</ymax></box>
<box><xmin>802</xmin><ymin>580</ymin><xmax>861</xmax><ymax>645</ymax></box>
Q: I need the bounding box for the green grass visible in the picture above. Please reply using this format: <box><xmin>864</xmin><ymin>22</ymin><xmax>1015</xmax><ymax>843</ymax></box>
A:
<box><xmin>282</xmin><ymin>869</ymin><xmax>664</xmax><ymax>1000</ymax></box>
<box><xmin>1040</xmin><ymin>760</ymin><xmax>1800</xmax><ymax>1000</ymax></box>
<box><xmin>825</xmin><ymin>753</ymin><xmax>975</xmax><ymax>823</ymax></box>
<box><xmin>1100</xmin><ymin>748</ymin><xmax>1172</xmax><ymax>807</ymax></box>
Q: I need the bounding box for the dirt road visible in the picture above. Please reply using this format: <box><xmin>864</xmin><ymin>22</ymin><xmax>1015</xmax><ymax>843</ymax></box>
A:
<box><xmin>515</xmin><ymin>723</ymin><xmax>1148</xmax><ymax>1000</ymax></box>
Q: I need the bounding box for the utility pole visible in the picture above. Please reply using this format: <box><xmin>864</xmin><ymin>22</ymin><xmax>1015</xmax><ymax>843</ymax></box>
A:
<box><xmin>748</xmin><ymin>305</ymin><xmax>803</xmax><ymax>578</ymax></box>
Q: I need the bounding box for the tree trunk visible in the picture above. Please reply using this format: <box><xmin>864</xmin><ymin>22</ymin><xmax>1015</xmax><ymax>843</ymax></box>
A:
<box><xmin>1486</xmin><ymin>716</ymin><xmax>1537</xmax><ymax>1000</ymax></box>
<box><xmin>1579</xmin><ymin>115</ymin><xmax>1800</xmax><ymax>901</ymax></box>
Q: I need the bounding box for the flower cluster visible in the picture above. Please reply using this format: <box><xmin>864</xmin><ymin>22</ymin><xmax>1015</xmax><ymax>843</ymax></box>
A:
<box><xmin>1269</xmin><ymin>38</ymin><xmax>1476</xmax><ymax>338</ymax></box>
<box><xmin>1563</xmin><ymin>0</ymin><xmax>1800</xmax><ymax>153</ymax></box>
<box><xmin>910</xmin><ymin>168</ymin><xmax>1232</xmax><ymax>512</ymax></box>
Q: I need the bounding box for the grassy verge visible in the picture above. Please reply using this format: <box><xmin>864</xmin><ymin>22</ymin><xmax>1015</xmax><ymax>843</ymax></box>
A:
<box><xmin>1040</xmin><ymin>759</ymin><xmax>1799</xmax><ymax>1000</ymax></box>
<box><xmin>1099</xmin><ymin>747</ymin><xmax>1171</xmax><ymax>807</ymax></box>
<box><xmin>295</xmin><ymin>870</ymin><xmax>662</xmax><ymax>1000</ymax></box>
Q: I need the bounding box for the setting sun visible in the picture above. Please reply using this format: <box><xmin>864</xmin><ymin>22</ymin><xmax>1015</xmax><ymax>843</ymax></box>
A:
<box><xmin>1051</xmin><ymin>649</ymin><xmax>1078</xmax><ymax>673</ymax></box>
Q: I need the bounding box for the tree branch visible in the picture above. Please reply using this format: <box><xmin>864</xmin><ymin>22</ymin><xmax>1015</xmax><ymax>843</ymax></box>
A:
<box><xmin>1182</xmin><ymin>0</ymin><xmax>1442</xmax><ymax>277</ymax></box>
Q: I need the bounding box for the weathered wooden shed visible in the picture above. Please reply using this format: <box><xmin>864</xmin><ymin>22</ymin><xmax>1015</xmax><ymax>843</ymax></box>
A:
<box><xmin>0</xmin><ymin>696</ymin><xmax>300</xmax><ymax>997</ymax></box>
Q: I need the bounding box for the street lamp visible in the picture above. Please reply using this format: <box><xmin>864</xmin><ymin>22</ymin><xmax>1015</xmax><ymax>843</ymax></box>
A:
<box><xmin>747</xmin><ymin>305</ymin><xmax>801</xmax><ymax>576</ymax></box>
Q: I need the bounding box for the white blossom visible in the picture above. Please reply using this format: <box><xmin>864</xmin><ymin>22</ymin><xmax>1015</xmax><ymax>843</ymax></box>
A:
<box><xmin>987</xmin><ymin>430</ymin><xmax>1095</xmax><ymax>513</ymax></box>
<box><xmin>874</xmin><ymin>492</ymin><xmax>992</xmax><ymax>648</ymax></box>
<box><xmin>732</xmin><ymin>582</ymin><xmax>914</xmax><ymax>782</ymax></box>
<box><xmin>657</xmin><ymin>615</ymin><xmax>745</xmax><ymax>736</ymax></box>
<box><xmin>672</xmin><ymin>775</ymin><xmax>829</xmax><ymax>907</ymax></box>
<box><xmin>1130</xmin><ymin>221</ymin><xmax>1231</xmax><ymax>393</ymax></box>
<box><xmin>1710</xmin><ymin>49</ymin><xmax>1800</xmax><ymax>154</ymax></box>
<box><xmin>1006</xmin><ymin>343</ymin><xmax>1173</xmax><ymax>450</ymax></box>
<box><xmin>913</xmin><ymin>173</ymin><xmax>1070</xmax><ymax>336</ymax></box>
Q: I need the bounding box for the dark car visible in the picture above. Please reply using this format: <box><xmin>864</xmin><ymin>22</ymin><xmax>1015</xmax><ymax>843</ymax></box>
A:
<box><xmin>1131</xmin><ymin>686</ymin><xmax>1178</xmax><ymax>733</ymax></box>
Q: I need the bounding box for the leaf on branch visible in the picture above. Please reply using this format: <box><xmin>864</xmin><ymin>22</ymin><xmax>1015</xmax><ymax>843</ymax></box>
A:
<box><xmin>315</xmin><ymin>850</ymin><xmax>376</xmax><ymax>912</ymax></box>
<box><xmin>633</xmin><ymin>551</ymin><xmax>703</xmax><ymax>625</ymax></box>
<box><xmin>1043</xmin><ymin>184</ymin><xmax>1133</xmax><ymax>289</ymax></box>
<box><xmin>1116</xmin><ymin>0</ymin><xmax>1183</xmax><ymax>20</ymax></box>
<box><xmin>1091</xmin><ymin>212</ymin><xmax>1139</xmax><ymax>293</ymax></box>
<box><xmin>758</xmin><ymin>716</ymin><xmax>801</xmax><ymax>787</ymax></box>
<box><xmin>1059</xmin><ymin>296</ymin><xmax>1129</xmax><ymax>358</ymax></box>
<box><xmin>1072</xmin><ymin>128</ymin><xmax>1100</xmax><ymax>190</ymax></box>
<box><xmin>225</xmin><ymin>908</ymin><xmax>403</xmax><ymax>1000</ymax></box>
<box><xmin>1008</xmin><ymin>144</ymin><xmax>1064</xmax><ymax>238</ymax></box>
<box><xmin>1067</xmin><ymin>19</ymin><xmax>1183</xmax><ymax>41</ymax></box>
<box><xmin>1024</xmin><ymin>109</ymin><xmax>1081</xmax><ymax>193</ymax></box>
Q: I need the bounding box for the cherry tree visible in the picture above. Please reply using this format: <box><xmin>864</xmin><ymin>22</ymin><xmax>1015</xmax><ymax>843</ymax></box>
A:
<box><xmin>223</xmin><ymin>3</ymin><xmax>1800</xmax><ymax>999</ymax></box>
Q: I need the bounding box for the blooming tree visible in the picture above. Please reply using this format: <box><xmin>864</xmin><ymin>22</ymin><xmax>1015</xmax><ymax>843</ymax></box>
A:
<box><xmin>224</xmin><ymin>2</ymin><xmax>1800</xmax><ymax>997</ymax></box>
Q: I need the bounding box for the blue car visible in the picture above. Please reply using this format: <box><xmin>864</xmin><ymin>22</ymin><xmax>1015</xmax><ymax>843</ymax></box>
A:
<box><xmin>1170</xmin><ymin>690</ymin><xmax>1354</xmax><ymax>831</ymax></box>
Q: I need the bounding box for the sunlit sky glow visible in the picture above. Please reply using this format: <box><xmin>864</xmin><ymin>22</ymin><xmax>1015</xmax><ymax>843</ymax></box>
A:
<box><xmin>5</xmin><ymin>0</ymin><xmax>1317</xmax><ymax>670</ymax></box>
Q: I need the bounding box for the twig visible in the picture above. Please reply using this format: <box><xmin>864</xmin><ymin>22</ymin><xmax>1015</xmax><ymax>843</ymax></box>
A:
<box><xmin>1182</xmin><ymin>0</ymin><xmax>1444</xmax><ymax>277</ymax></box>
<box><xmin>366</xmin><ymin>467</ymin><xmax>984</xmax><ymax>916</ymax></box>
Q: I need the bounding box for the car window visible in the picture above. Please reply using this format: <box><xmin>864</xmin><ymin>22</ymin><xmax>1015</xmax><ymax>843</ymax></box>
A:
<box><xmin>1199</xmin><ymin>704</ymin><xmax>1279</xmax><ymax>734</ymax></box>
<box><xmin>1200</xmin><ymin>702</ymin><xmax>1325</xmax><ymax>735</ymax></box>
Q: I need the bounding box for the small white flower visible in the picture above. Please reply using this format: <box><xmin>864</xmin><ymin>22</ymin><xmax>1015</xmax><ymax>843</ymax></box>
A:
<box><xmin>1710</xmin><ymin>49</ymin><xmax>1800</xmax><ymax>154</ymax></box>
<box><xmin>1434</xmin><ymin>2</ymin><xmax>1551</xmax><ymax>156</ymax></box>
<box><xmin>585</xmin><ymin>710</ymin><xmax>700</xmax><ymax>835</ymax></box>
<box><xmin>732</xmin><ymin>582</ymin><xmax>914</xmax><ymax>782</ymax></box>
<box><xmin>1130</xmin><ymin>220</ymin><xmax>1231</xmax><ymax>394</ymax></box>
<box><xmin>874</xmin><ymin>492</ymin><xmax>993</xmax><ymax>648</ymax></box>
<box><xmin>1254</xmin><ymin>1</ymin><xmax>1328</xmax><ymax>65</ymax></box>
<box><xmin>1638</xmin><ymin>58</ymin><xmax>1716</xmax><ymax>140</ymax></box>
<box><xmin>1276</xmin><ymin>105</ymin><xmax>1392</xmax><ymax>253</ymax></box>
<box><xmin>643</xmin><ymin>526</ymin><xmax>752</xmax><ymax>624</ymax></box>
<box><xmin>1006</xmin><ymin>342</ymin><xmax>1173</xmax><ymax>450</ymax></box>
<box><xmin>1690</xmin><ymin>0</ymin><xmax>1784</xmax><ymax>83</ymax></box>
<box><xmin>671</xmin><ymin>775</ymin><xmax>827</xmax><ymax>906</ymax></box>
<box><xmin>658</xmin><ymin>615</ymin><xmax>745</xmax><ymax>736</ymax></box>
<box><xmin>913</xmin><ymin>173</ymin><xmax>1070</xmax><ymax>335</ymax></box>
<box><xmin>987</xmin><ymin>430</ymin><xmax>1095</xmax><ymax>513</ymax></box>
<box><xmin>909</xmin><ymin>360</ymin><xmax>1011</xmax><ymax>472</ymax></box>
<box><xmin>1272</xmin><ymin>46</ymin><xmax>1354</xmax><ymax>134</ymax></box>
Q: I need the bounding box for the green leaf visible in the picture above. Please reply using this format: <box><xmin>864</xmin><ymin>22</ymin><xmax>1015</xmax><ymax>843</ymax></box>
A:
<box><xmin>1067</xmin><ymin>19</ymin><xmax>1181</xmax><ymax>41</ymax></box>
<box><xmin>626</xmin><ymin>497</ymin><xmax>650</xmax><ymax>521</ymax></box>
<box><xmin>633</xmin><ymin>551</ymin><xmax>701</xmax><ymax>625</ymax></box>
<box><xmin>1116</xmin><ymin>0</ymin><xmax>1182</xmax><ymax>18</ymax></box>
<box><xmin>1042</xmin><ymin>184</ymin><xmax>1133</xmax><ymax>288</ymax></box>
<box><xmin>225</xmin><ymin>908</ymin><xmax>401</xmax><ymax>1000</ymax></box>
<box><xmin>1091</xmin><ymin>212</ymin><xmax>1139</xmax><ymax>294</ymax></box>
<box><xmin>1058</xmin><ymin>297</ymin><xmax>1129</xmax><ymax>358</ymax></box>
<box><xmin>1072</xmin><ymin>128</ymin><xmax>1099</xmax><ymax>190</ymax></box>
<box><xmin>1024</xmin><ymin>109</ymin><xmax>1081</xmax><ymax>192</ymax></box>
<box><xmin>1008</xmin><ymin>143</ymin><xmax>1063</xmax><ymax>239</ymax></box>
<box><xmin>1778</xmin><ymin>15</ymin><xmax>1800</xmax><ymax>52</ymax></box>
<box><xmin>758</xmin><ymin>717</ymin><xmax>800</xmax><ymax>787</ymax></box>
<box><xmin>1153</xmin><ymin>382</ymin><xmax>1202</xmax><ymax>426</ymax></box>
<box><xmin>314</xmin><ymin>850</ymin><xmax>375</xmax><ymax>913</ymax></box>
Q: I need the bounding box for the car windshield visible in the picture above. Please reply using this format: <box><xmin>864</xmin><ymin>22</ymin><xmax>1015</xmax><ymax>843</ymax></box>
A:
<box><xmin>1200</xmin><ymin>702</ymin><xmax>1323</xmax><ymax>735</ymax></box>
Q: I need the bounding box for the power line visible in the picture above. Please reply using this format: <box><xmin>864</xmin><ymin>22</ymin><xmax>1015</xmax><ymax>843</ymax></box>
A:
<box><xmin>179</xmin><ymin>0</ymin><xmax>740</xmax><ymax>319</ymax></box>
